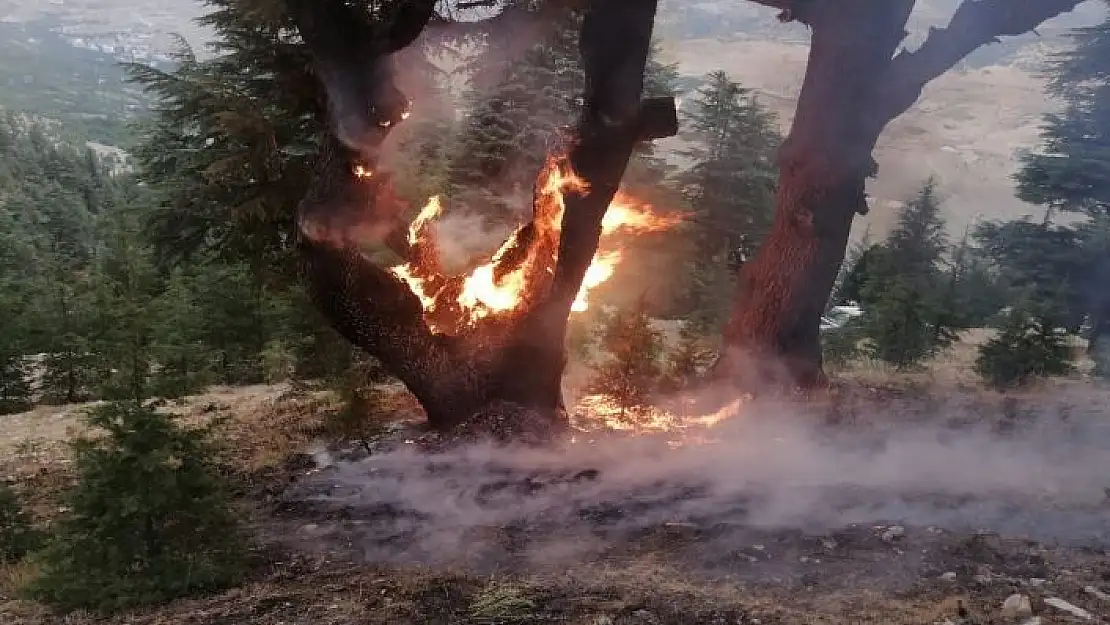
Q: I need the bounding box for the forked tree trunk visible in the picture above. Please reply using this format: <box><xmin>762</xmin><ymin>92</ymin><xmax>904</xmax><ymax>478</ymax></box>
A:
<box><xmin>713</xmin><ymin>1</ymin><xmax>913</xmax><ymax>390</ymax></box>
<box><xmin>716</xmin><ymin>0</ymin><xmax>1085</xmax><ymax>391</ymax></box>
<box><xmin>294</xmin><ymin>0</ymin><xmax>675</xmax><ymax>440</ymax></box>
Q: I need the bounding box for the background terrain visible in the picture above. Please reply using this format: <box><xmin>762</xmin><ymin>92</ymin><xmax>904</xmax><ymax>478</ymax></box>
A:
<box><xmin>2</xmin><ymin>0</ymin><xmax>1107</xmax><ymax>237</ymax></box>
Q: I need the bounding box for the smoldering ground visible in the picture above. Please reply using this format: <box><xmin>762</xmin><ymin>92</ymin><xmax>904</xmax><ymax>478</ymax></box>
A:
<box><xmin>276</xmin><ymin>389</ymin><xmax>1110</xmax><ymax>586</ymax></box>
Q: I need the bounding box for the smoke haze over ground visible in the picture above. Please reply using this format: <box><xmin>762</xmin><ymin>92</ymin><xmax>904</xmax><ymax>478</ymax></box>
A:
<box><xmin>279</xmin><ymin>390</ymin><xmax>1110</xmax><ymax>584</ymax></box>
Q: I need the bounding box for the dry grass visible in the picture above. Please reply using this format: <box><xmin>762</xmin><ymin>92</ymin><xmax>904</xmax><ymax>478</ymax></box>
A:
<box><xmin>0</xmin><ymin>559</ymin><xmax>39</xmax><ymax>600</ymax></box>
<box><xmin>0</xmin><ymin>384</ymin><xmax>340</xmax><ymax>482</ymax></box>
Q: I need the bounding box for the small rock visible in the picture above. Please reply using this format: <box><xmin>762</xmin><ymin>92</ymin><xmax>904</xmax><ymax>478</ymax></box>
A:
<box><xmin>1020</xmin><ymin>618</ymin><xmax>1042</xmax><ymax>625</ymax></box>
<box><xmin>1085</xmin><ymin>585</ymin><xmax>1109</xmax><ymax>601</ymax></box>
<box><xmin>1001</xmin><ymin>594</ymin><xmax>1033</xmax><ymax>619</ymax></box>
<box><xmin>1028</xmin><ymin>578</ymin><xmax>1048</xmax><ymax>587</ymax></box>
<box><xmin>880</xmin><ymin>525</ymin><xmax>906</xmax><ymax>542</ymax></box>
<box><xmin>941</xmin><ymin>572</ymin><xmax>957</xmax><ymax>582</ymax></box>
<box><xmin>821</xmin><ymin>538</ymin><xmax>837</xmax><ymax>550</ymax></box>
<box><xmin>1043</xmin><ymin>597</ymin><xmax>1093</xmax><ymax>620</ymax></box>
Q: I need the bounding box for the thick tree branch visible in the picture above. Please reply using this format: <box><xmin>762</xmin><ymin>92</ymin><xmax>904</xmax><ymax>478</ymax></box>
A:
<box><xmin>493</xmin><ymin>0</ymin><xmax>676</xmax><ymax>405</ymax></box>
<box><xmin>287</xmin><ymin>0</ymin><xmax>480</xmax><ymax>412</ymax></box>
<box><xmin>872</xmin><ymin>0</ymin><xmax>1084</xmax><ymax>126</ymax></box>
<box><xmin>285</xmin><ymin>0</ymin><xmax>436</xmax><ymax>154</ymax></box>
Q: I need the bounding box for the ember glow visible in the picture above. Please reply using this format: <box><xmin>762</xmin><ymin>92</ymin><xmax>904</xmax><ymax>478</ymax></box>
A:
<box><xmin>353</xmin><ymin>164</ymin><xmax>374</xmax><ymax>179</ymax></box>
<box><xmin>385</xmin><ymin>155</ymin><xmax>683</xmax><ymax>333</ymax></box>
<box><xmin>572</xmin><ymin>395</ymin><xmax>745</xmax><ymax>443</ymax></box>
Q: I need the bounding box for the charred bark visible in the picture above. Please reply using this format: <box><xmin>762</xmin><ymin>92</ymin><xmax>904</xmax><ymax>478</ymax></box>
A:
<box><xmin>292</xmin><ymin>0</ymin><xmax>674</xmax><ymax>439</ymax></box>
<box><xmin>716</xmin><ymin>0</ymin><xmax>1085</xmax><ymax>391</ymax></box>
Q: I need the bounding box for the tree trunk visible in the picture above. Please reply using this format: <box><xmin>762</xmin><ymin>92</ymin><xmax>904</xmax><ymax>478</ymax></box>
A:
<box><xmin>294</xmin><ymin>0</ymin><xmax>673</xmax><ymax>440</ymax></box>
<box><xmin>714</xmin><ymin>1</ymin><xmax>914</xmax><ymax>390</ymax></box>
<box><xmin>715</xmin><ymin>0</ymin><xmax>1084</xmax><ymax>391</ymax></box>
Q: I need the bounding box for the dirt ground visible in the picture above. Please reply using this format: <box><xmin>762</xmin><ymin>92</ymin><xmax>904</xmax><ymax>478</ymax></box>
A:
<box><xmin>2</xmin><ymin>367</ymin><xmax>1109</xmax><ymax>625</ymax></box>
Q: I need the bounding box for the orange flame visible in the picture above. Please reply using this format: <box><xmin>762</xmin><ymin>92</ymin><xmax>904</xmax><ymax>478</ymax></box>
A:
<box><xmin>387</xmin><ymin>155</ymin><xmax>682</xmax><ymax>333</ymax></box>
<box><xmin>571</xmin><ymin>395</ymin><xmax>745</xmax><ymax>439</ymax></box>
<box><xmin>407</xmin><ymin>195</ymin><xmax>444</xmax><ymax>247</ymax></box>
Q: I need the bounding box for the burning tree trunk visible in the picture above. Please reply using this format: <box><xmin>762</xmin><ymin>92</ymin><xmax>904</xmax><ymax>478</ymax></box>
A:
<box><xmin>715</xmin><ymin>0</ymin><xmax>1086</xmax><ymax>390</ymax></box>
<box><xmin>292</xmin><ymin>0</ymin><xmax>676</xmax><ymax>439</ymax></box>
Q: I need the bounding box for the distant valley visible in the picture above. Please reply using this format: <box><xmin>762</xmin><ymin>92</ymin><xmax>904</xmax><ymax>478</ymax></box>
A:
<box><xmin>1</xmin><ymin>0</ymin><xmax>1106</xmax><ymax>238</ymax></box>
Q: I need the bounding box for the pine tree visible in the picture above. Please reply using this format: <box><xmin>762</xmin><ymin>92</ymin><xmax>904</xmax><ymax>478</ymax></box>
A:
<box><xmin>448</xmin><ymin>15</ymin><xmax>678</xmax><ymax>223</ymax></box>
<box><xmin>0</xmin><ymin>484</ymin><xmax>43</xmax><ymax>563</ymax></box>
<box><xmin>149</xmin><ymin>267</ymin><xmax>213</xmax><ymax>398</ymax></box>
<box><xmin>976</xmin><ymin>301</ymin><xmax>1073</xmax><ymax>389</ymax></box>
<box><xmin>662</xmin><ymin>325</ymin><xmax>712</xmax><ymax>392</ymax></box>
<box><xmin>87</xmin><ymin>210</ymin><xmax>161</xmax><ymax>401</ymax></box>
<box><xmin>1076</xmin><ymin>214</ymin><xmax>1110</xmax><ymax>373</ymax></box>
<box><xmin>973</xmin><ymin>218</ymin><xmax>1088</xmax><ymax>330</ymax></box>
<box><xmin>448</xmin><ymin>10</ymin><xmax>580</xmax><ymax>207</ymax></box>
<box><xmin>128</xmin><ymin>12</ymin><xmax>322</xmax><ymax>285</ymax></box>
<box><xmin>589</xmin><ymin>300</ymin><xmax>663</xmax><ymax>415</ymax></box>
<box><xmin>38</xmin><ymin>244</ymin><xmax>100</xmax><ymax>404</ymax></box>
<box><xmin>1014</xmin><ymin>11</ymin><xmax>1110</xmax><ymax>372</ymax></box>
<box><xmin>857</xmin><ymin>180</ymin><xmax>959</xmax><ymax>368</ymax></box>
<box><xmin>25</xmin><ymin>401</ymin><xmax>246</xmax><ymax>613</ymax></box>
<box><xmin>0</xmin><ymin>206</ymin><xmax>37</xmax><ymax>414</ymax></box>
<box><xmin>945</xmin><ymin>226</ymin><xmax>1007</xmax><ymax>328</ymax></box>
<box><xmin>676</xmin><ymin>70</ymin><xmax>781</xmax><ymax>329</ymax></box>
<box><xmin>835</xmin><ymin>240</ymin><xmax>884</xmax><ymax>306</ymax></box>
<box><xmin>188</xmin><ymin>261</ymin><xmax>270</xmax><ymax>385</ymax></box>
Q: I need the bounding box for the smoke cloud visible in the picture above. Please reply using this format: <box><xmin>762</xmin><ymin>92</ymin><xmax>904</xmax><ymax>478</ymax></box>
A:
<box><xmin>282</xmin><ymin>388</ymin><xmax>1110</xmax><ymax>575</ymax></box>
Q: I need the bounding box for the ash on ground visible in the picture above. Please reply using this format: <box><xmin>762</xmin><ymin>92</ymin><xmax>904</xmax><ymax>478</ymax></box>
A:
<box><xmin>271</xmin><ymin>391</ymin><xmax>1110</xmax><ymax>591</ymax></box>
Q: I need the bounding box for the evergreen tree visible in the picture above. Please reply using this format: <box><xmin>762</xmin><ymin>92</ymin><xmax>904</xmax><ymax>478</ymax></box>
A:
<box><xmin>128</xmin><ymin>14</ymin><xmax>322</xmax><ymax>284</ymax></box>
<box><xmin>835</xmin><ymin>240</ymin><xmax>883</xmax><ymax>306</ymax></box>
<box><xmin>589</xmin><ymin>300</ymin><xmax>663</xmax><ymax>415</ymax></box>
<box><xmin>945</xmin><ymin>226</ymin><xmax>1008</xmax><ymax>328</ymax></box>
<box><xmin>676</xmin><ymin>71</ymin><xmax>781</xmax><ymax>329</ymax></box>
<box><xmin>448</xmin><ymin>11</ymin><xmax>582</xmax><ymax>218</ymax></box>
<box><xmin>448</xmin><ymin>15</ymin><xmax>678</xmax><ymax>223</ymax></box>
<box><xmin>976</xmin><ymin>301</ymin><xmax>1073</xmax><ymax>389</ymax></box>
<box><xmin>38</xmin><ymin>278</ymin><xmax>98</xmax><ymax>404</ymax></box>
<box><xmin>857</xmin><ymin>180</ymin><xmax>959</xmax><ymax>368</ymax></box>
<box><xmin>86</xmin><ymin>209</ymin><xmax>161</xmax><ymax>401</ymax></box>
<box><xmin>0</xmin><ymin>257</ymin><xmax>33</xmax><ymax>413</ymax></box>
<box><xmin>1076</xmin><ymin>214</ymin><xmax>1110</xmax><ymax>373</ymax></box>
<box><xmin>149</xmin><ymin>267</ymin><xmax>214</xmax><ymax>398</ymax></box>
<box><xmin>973</xmin><ymin>218</ymin><xmax>1088</xmax><ymax>330</ymax></box>
<box><xmin>0</xmin><ymin>484</ymin><xmax>43</xmax><ymax>563</ymax></box>
<box><xmin>1014</xmin><ymin>11</ymin><xmax>1110</xmax><ymax>371</ymax></box>
<box><xmin>25</xmin><ymin>401</ymin><xmax>246</xmax><ymax>613</ymax></box>
<box><xmin>188</xmin><ymin>261</ymin><xmax>271</xmax><ymax>384</ymax></box>
<box><xmin>662</xmin><ymin>325</ymin><xmax>712</xmax><ymax>392</ymax></box>
<box><xmin>1015</xmin><ymin>14</ymin><xmax>1110</xmax><ymax>219</ymax></box>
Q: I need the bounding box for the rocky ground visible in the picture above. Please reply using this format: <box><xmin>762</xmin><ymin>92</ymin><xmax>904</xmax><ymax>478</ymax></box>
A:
<box><xmin>3</xmin><ymin>380</ymin><xmax>1110</xmax><ymax>624</ymax></box>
